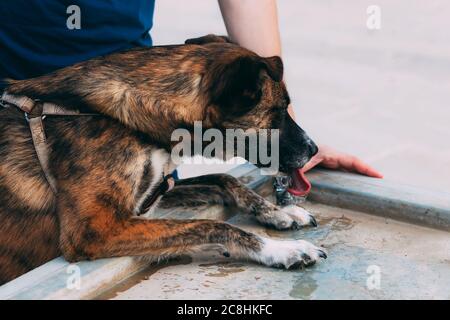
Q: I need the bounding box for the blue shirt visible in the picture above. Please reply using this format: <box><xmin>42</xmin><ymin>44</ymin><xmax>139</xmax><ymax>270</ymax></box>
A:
<box><xmin>0</xmin><ymin>0</ymin><xmax>155</xmax><ymax>88</ymax></box>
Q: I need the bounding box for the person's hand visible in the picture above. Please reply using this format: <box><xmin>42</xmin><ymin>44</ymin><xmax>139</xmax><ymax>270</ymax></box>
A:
<box><xmin>302</xmin><ymin>145</ymin><xmax>383</xmax><ymax>178</ymax></box>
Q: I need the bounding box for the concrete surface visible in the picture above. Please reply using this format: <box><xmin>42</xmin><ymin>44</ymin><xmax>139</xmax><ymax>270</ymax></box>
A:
<box><xmin>152</xmin><ymin>0</ymin><xmax>450</xmax><ymax>192</ymax></box>
<box><xmin>307</xmin><ymin>169</ymin><xmax>450</xmax><ymax>231</ymax></box>
<box><xmin>99</xmin><ymin>194</ymin><xmax>450</xmax><ymax>300</ymax></box>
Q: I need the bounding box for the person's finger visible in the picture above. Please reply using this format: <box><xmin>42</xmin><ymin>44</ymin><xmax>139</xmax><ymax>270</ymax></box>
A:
<box><xmin>347</xmin><ymin>156</ymin><xmax>384</xmax><ymax>178</ymax></box>
<box><xmin>298</xmin><ymin>146</ymin><xmax>383</xmax><ymax>178</ymax></box>
<box><xmin>360</xmin><ymin>165</ymin><xmax>384</xmax><ymax>178</ymax></box>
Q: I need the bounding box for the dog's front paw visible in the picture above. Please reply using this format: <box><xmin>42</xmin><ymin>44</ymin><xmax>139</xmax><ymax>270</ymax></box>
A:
<box><xmin>258</xmin><ymin>205</ymin><xmax>317</xmax><ymax>230</ymax></box>
<box><xmin>252</xmin><ymin>237</ymin><xmax>327</xmax><ymax>269</ymax></box>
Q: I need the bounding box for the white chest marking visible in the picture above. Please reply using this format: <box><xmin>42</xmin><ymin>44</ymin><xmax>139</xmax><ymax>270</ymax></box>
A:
<box><xmin>134</xmin><ymin>148</ymin><xmax>171</xmax><ymax>216</ymax></box>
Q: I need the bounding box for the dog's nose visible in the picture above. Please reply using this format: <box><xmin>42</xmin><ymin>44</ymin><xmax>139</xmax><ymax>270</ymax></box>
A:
<box><xmin>308</xmin><ymin>142</ymin><xmax>319</xmax><ymax>157</ymax></box>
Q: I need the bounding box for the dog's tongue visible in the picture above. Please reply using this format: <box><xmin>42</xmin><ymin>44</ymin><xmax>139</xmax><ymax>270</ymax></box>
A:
<box><xmin>287</xmin><ymin>169</ymin><xmax>311</xmax><ymax>197</ymax></box>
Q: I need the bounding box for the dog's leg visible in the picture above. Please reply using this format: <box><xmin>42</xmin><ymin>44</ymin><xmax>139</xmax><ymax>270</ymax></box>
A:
<box><xmin>158</xmin><ymin>174</ymin><xmax>317</xmax><ymax>230</ymax></box>
<box><xmin>57</xmin><ymin>195</ymin><xmax>326</xmax><ymax>269</ymax></box>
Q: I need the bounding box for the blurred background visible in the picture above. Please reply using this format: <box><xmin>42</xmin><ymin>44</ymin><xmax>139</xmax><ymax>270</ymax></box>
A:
<box><xmin>152</xmin><ymin>0</ymin><xmax>450</xmax><ymax>192</ymax></box>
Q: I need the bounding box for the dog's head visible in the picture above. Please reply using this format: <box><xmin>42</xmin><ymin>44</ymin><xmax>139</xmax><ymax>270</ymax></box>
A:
<box><xmin>186</xmin><ymin>35</ymin><xmax>318</xmax><ymax>173</ymax></box>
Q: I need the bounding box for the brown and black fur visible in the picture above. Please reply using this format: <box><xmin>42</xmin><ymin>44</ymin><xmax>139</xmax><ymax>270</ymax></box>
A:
<box><xmin>0</xmin><ymin>35</ymin><xmax>322</xmax><ymax>284</ymax></box>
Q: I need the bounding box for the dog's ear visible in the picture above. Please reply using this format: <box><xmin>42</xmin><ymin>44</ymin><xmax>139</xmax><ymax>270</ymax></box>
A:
<box><xmin>263</xmin><ymin>56</ymin><xmax>284</xmax><ymax>82</ymax></box>
<box><xmin>210</xmin><ymin>55</ymin><xmax>284</xmax><ymax>117</ymax></box>
<box><xmin>185</xmin><ymin>34</ymin><xmax>232</xmax><ymax>45</ymax></box>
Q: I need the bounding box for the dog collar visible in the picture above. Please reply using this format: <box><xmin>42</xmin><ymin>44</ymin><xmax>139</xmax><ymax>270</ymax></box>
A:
<box><xmin>138</xmin><ymin>173</ymin><xmax>175</xmax><ymax>215</ymax></box>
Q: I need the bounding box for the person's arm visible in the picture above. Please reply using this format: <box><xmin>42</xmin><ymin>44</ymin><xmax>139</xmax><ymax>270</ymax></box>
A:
<box><xmin>218</xmin><ymin>0</ymin><xmax>294</xmax><ymax>118</ymax></box>
<box><xmin>218</xmin><ymin>0</ymin><xmax>282</xmax><ymax>57</ymax></box>
<box><xmin>218</xmin><ymin>0</ymin><xmax>382</xmax><ymax>178</ymax></box>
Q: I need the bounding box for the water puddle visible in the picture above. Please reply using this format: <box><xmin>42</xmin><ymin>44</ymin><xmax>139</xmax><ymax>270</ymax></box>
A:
<box><xmin>289</xmin><ymin>272</ymin><xmax>318</xmax><ymax>299</ymax></box>
<box><xmin>265</xmin><ymin>213</ymin><xmax>355</xmax><ymax>244</ymax></box>
<box><xmin>199</xmin><ymin>260</ymin><xmax>246</xmax><ymax>277</ymax></box>
<box><xmin>94</xmin><ymin>255</ymin><xmax>192</xmax><ymax>300</ymax></box>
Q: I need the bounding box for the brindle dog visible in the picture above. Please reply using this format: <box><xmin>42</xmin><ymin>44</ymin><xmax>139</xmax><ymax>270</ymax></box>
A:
<box><xmin>0</xmin><ymin>35</ymin><xmax>325</xmax><ymax>284</ymax></box>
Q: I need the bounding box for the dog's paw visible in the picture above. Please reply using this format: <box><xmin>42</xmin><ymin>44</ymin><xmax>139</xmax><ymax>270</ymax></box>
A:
<box><xmin>279</xmin><ymin>205</ymin><xmax>318</xmax><ymax>229</ymax></box>
<box><xmin>252</xmin><ymin>237</ymin><xmax>327</xmax><ymax>269</ymax></box>
<box><xmin>258</xmin><ymin>205</ymin><xmax>317</xmax><ymax>230</ymax></box>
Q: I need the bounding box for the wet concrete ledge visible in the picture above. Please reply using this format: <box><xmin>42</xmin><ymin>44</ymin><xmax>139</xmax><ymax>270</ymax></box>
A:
<box><xmin>0</xmin><ymin>163</ymin><xmax>448</xmax><ymax>299</ymax></box>
<box><xmin>307</xmin><ymin>169</ymin><xmax>450</xmax><ymax>231</ymax></box>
